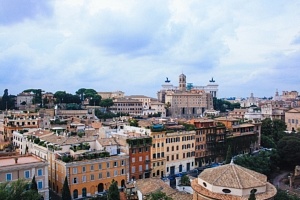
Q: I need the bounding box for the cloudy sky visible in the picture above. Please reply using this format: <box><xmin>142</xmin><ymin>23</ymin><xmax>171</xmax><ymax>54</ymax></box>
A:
<box><xmin>0</xmin><ymin>0</ymin><xmax>300</xmax><ymax>98</ymax></box>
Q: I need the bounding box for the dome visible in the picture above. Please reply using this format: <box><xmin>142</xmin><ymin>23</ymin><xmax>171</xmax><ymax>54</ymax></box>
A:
<box><xmin>191</xmin><ymin>162</ymin><xmax>277</xmax><ymax>200</ymax></box>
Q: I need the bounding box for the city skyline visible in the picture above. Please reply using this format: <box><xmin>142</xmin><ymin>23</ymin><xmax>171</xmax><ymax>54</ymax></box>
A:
<box><xmin>0</xmin><ymin>0</ymin><xmax>300</xmax><ymax>98</ymax></box>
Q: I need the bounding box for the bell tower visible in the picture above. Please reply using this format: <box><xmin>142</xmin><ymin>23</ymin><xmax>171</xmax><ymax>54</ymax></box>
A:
<box><xmin>179</xmin><ymin>73</ymin><xmax>186</xmax><ymax>91</ymax></box>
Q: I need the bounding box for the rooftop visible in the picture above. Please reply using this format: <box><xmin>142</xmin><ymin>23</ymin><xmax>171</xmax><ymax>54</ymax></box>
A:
<box><xmin>199</xmin><ymin>163</ymin><xmax>266</xmax><ymax>189</ymax></box>
<box><xmin>0</xmin><ymin>155</ymin><xmax>45</xmax><ymax>167</ymax></box>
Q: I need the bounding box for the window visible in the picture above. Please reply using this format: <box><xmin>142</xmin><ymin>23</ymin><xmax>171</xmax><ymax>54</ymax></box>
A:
<box><xmin>153</xmin><ymin>144</ymin><xmax>155</xmax><ymax>148</ymax></box>
<box><xmin>107</xmin><ymin>162</ymin><xmax>110</xmax><ymax>168</ymax></box>
<box><xmin>171</xmin><ymin>155</ymin><xmax>174</xmax><ymax>160</ymax></box>
<box><xmin>132</xmin><ymin>157</ymin><xmax>135</xmax><ymax>163</ymax></box>
<box><xmin>167</xmin><ymin>156</ymin><xmax>169</xmax><ymax>161</ymax></box>
<box><xmin>91</xmin><ymin>165</ymin><xmax>94</xmax><ymax>171</ymax></box>
<box><xmin>37</xmin><ymin>168</ymin><xmax>43</xmax><ymax>176</ymax></box>
<box><xmin>157</xmin><ymin>143</ymin><xmax>160</xmax><ymax>147</ymax></box>
<box><xmin>114</xmin><ymin>170</ymin><xmax>118</xmax><ymax>176</ymax></box>
<box><xmin>139</xmin><ymin>156</ymin><xmax>142</xmax><ymax>162</ymax></box>
<box><xmin>161</xmin><ymin>152</ymin><xmax>164</xmax><ymax>157</ymax></box>
<box><xmin>114</xmin><ymin>161</ymin><xmax>118</xmax><ymax>167</ymax></box>
<box><xmin>167</xmin><ymin>147</ymin><xmax>169</xmax><ymax>152</ymax></box>
<box><xmin>176</xmin><ymin>146</ymin><xmax>179</xmax><ymax>150</ymax></box>
<box><xmin>132</xmin><ymin>166</ymin><xmax>135</xmax><ymax>173</ymax></box>
<box><xmin>73</xmin><ymin>167</ymin><xmax>77</xmax><ymax>174</ymax></box>
<box><xmin>91</xmin><ymin>174</ymin><xmax>94</xmax><ymax>180</ymax></box>
<box><xmin>121</xmin><ymin>160</ymin><xmax>125</xmax><ymax>166</ymax></box>
<box><xmin>37</xmin><ymin>180</ymin><xmax>43</xmax><ymax>189</ymax></box>
<box><xmin>24</xmin><ymin>170</ymin><xmax>30</xmax><ymax>179</ymax></box>
<box><xmin>82</xmin><ymin>166</ymin><xmax>86</xmax><ymax>172</ymax></box>
<box><xmin>107</xmin><ymin>172</ymin><xmax>110</xmax><ymax>178</ymax></box>
<box><xmin>121</xmin><ymin>169</ymin><xmax>125</xmax><ymax>175</ymax></box>
<box><xmin>153</xmin><ymin>154</ymin><xmax>156</xmax><ymax>159</ymax></box>
<box><xmin>82</xmin><ymin>175</ymin><xmax>86</xmax><ymax>182</ymax></box>
<box><xmin>6</xmin><ymin>173</ymin><xmax>12</xmax><ymax>181</ymax></box>
<box><xmin>98</xmin><ymin>173</ymin><xmax>102</xmax><ymax>179</ymax></box>
<box><xmin>139</xmin><ymin>165</ymin><xmax>142</xmax><ymax>172</ymax></box>
<box><xmin>139</xmin><ymin>148</ymin><xmax>142</xmax><ymax>153</ymax></box>
<box><xmin>176</xmin><ymin>154</ymin><xmax>179</xmax><ymax>159</ymax></box>
<box><xmin>161</xmin><ymin>142</ymin><xmax>164</xmax><ymax>147</ymax></box>
<box><xmin>73</xmin><ymin>177</ymin><xmax>77</xmax><ymax>184</ymax></box>
<box><xmin>98</xmin><ymin>164</ymin><xmax>102</xmax><ymax>170</ymax></box>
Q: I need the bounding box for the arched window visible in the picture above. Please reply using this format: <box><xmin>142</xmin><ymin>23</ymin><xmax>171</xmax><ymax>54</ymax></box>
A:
<box><xmin>82</xmin><ymin>187</ymin><xmax>87</xmax><ymax>197</ymax></box>
<box><xmin>98</xmin><ymin>183</ymin><xmax>104</xmax><ymax>193</ymax></box>
<box><xmin>73</xmin><ymin>189</ymin><xmax>78</xmax><ymax>199</ymax></box>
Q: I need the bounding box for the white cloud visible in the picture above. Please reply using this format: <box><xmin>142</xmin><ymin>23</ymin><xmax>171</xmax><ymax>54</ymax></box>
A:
<box><xmin>0</xmin><ymin>0</ymin><xmax>299</xmax><ymax>98</ymax></box>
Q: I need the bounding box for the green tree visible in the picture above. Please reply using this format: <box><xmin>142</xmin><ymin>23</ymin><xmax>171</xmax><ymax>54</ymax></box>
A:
<box><xmin>261</xmin><ymin>135</ymin><xmax>277</xmax><ymax>149</ymax></box>
<box><xmin>62</xmin><ymin>176</ymin><xmax>72</xmax><ymax>200</ymax></box>
<box><xmin>225</xmin><ymin>145</ymin><xmax>232</xmax><ymax>164</ymax></box>
<box><xmin>234</xmin><ymin>150</ymin><xmax>279</xmax><ymax>177</ymax></box>
<box><xmin>248</xmin><ymin>189</ymin><xmax>256</xmax><ymax>200</ymax></box>
<box><xmin>277</xmin><ymin>135</ymin><xmax>300</xmax><ymax>169</ymax></box>
<box><xmin>107</xmin><ymin>180</ymin><xmax>120</xmax><ymax>200</ymax></box>
<box><xmin>0</xmin><ymin>179</ymin><xmax>41</xmax><ymax>200</ymax></box>
<box><xmin>164</xmin><ymin>102</ymin><xmax>171</xmax><ymax>116</ymax></box>
<box><xmin>180</xmin><ymin>175</ymin><xmax>190</xmax><ymax>186</ymax></box>
<box><xmin>146</xmin><ymin>191</ymin><xmax>173</xmax><ymax>200</ymax></box>
<box><xmin>99</xmin><ymin>98</ymin><xmax>114</xmax><ymax>110</ymax></box>
<box><xmin>0</xmin><ymin>89</ymin><xmax>15</xmax><ymax>110</ymax></box>
<box><xmin>129</xmin><ymin>119</ymin><xmax>139</xmax><ymax>127</ymax></box>
<box><xmin>31</xmin><ymin>175</ymin><xmax>38</xmax><ymax>192</ymax></box>
<box><xmin>261</xmin><ymin>118</ymin><xmax>286</xmax><ymax>143</ymax></box>
<box><xmin>275</xmin><ymin>189</ymin><xmax>300</xmax><ymax>200</ymax></box>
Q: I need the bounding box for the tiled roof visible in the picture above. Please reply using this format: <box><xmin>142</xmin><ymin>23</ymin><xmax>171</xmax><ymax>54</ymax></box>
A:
<box><xmin>199</xmin><ymin>163</ymin><xmax>266</xmax><ymax>189</ymax></box>
<box><xmin>135</xmin><ymin>178</ymin><xmax>193</xmax><ymax>200</ymax></box>
<box><xmin>40</xmin><ymin>134</ymin><xmax>96</xmax><ymax>145</ymax></box>
<box><xmin>97</xmin><ymin>138</ymin><xmax>118</xmax><ymax>146</ymax></box>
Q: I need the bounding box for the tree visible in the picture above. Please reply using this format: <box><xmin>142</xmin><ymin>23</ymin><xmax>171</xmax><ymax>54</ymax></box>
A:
<box><xmin>248</xmin><ymin>189</ymin><xmax>256</xmax><ymax>200</ymax></box>
<box><xmin>164</xmin><ymin>102</ymin><xmax>171</xmax><ymax>116</ymax></box>
<box><xmin>277</xmin><ymin>135</ymin><xmax>300</xmax><ymax>169</ymax></box>
<box><xmin>99</xmin><ymin>98</ymin><xmax>114</xmax><ymax>110</ymax></box>
<box><xmin>180</xmin><ymin>175</ymin><xmax>190</xmax><ymax>186</ymax></box>
<box><xmin>31</xmin><ymin>175</ymin><xmax>38</xmax><ymax>192</ymax></box>
<box><xmin>0</xmin><ymin>89</ymin><xmax>15</xmax><ymax>110</ymax></box>
<box><xmin>62</xmin><ymin>176</ymin><xmax>72</xmax><ymax>200</ymax></box>
<box><xmin>261</xmin><ymin>118</ymin><xmax>286</xmax><ymax>143</ymax></box>
<box><xmin>146</xmin><ymin>191</ymin><xmax>173</xmax><ymax>200</ymax></box>
<box><xmin>234</xmin><ymin>150</ymin><xmax>279</xmax><ymax>177</ymax></box>
<box><xmin>107</xmin><ymin>180</ymin><xmax>120</xmax><ymax>200</ymax></box>
<box><xmin>225</xmin><ymin>145</ymin><xmax>232</xmax><ymax>164</ymax></box>
<box><xmin>0</xmin><ymin>179</ymin><xmax>41</xmax><ymax>200</ymax></box>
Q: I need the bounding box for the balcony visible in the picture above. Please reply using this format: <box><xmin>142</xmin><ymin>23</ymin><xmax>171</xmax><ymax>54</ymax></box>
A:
<box><xmin>144</xmin><ymin>159</ymin><xmax>150</xmax><ymax>164</ymax></box>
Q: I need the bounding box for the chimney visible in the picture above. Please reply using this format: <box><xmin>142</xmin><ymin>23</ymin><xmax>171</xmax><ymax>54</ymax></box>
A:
<box><xmin>14</xmin><ymin>157</ymin><xmax>18</xmax><ymax>164</ymax></box>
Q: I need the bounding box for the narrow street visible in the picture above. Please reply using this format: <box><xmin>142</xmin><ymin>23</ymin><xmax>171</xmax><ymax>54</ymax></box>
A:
<box><xmin>272</xmin><ymin>171</ymin><xmax>300</xmax><ymax>197</ymax></box>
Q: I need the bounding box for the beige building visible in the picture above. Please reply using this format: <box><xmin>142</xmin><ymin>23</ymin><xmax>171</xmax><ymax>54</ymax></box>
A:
<box><xmin>285</xmin><ymin>107</ymin><xmax>300</xmax><ymax>132</ymax></box>
<box><xmin>150</xmin><ymin>131</ymin><xmax>166</xmax><ymax>178</ymax></box>
<box><xmin>192</xmin><ymin>162</ymin><xmax>277</xmax><ymax>200</ymax></box>
<box><xmin>165</xmin><ymin>130</ymin><xmax>196</xmax><ymax>176</ymax></box>
<box><xmin>0</xmin><ymin>155</ymin><xmax>49</xmax><ymax>199</ymax></box>
<box><xmin>97</xmin><ymin>91</ymin><xmax>124</xmax><ymax>99</ymax></box>
<box><xmin>110</xmin><ymin>98</ymin><xmax>143</xmax><ymax>116</ymax></box>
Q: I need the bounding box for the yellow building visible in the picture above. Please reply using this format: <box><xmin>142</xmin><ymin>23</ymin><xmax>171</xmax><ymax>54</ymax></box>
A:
<box><xmin>54</xmin><ymin>152</ymin><xmax>129</xmax><ymax>199</ymax></box>
<box><xmin>150</xmin><ymin>131</ymin><xmax>166</xmax><ymax>178</ymax></box>
<box><xmin>285</xmin><ymin>107</ymin><xmax>300</xmax><ymax>132</ymax></box>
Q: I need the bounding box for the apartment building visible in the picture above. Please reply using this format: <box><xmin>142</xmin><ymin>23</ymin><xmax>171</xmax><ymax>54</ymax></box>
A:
<box><xmin>0</xmin><ymin>155</ymin><xmax>49</xmax><ymax>199</ymax></box>
<box><xmin>3</xmin><ymin>111</ymin><xmax>39</xmax><ymax>141</ymax></box>
<box><xmin>285</xmin><ymin>108</ymin><xmax>300</xmax><ymax>132</ymax></box>
<box><xmin>97</xmin><ymin>91</ymin><xmax>125</xmax><ymax>99</ymax></box>
<box><xmin>110</xmin><ymin>98</ymin><xmax>143</xmax><ymax>116</ymax></box>
<box><xmin>16</xmin><ymin>92</ymin><xmax>34</xmax><ymax>109</ymax></box>
<box><xmin>191</xmin><ymin>119</ymin><xmax>227</xmax><ymax>166</ymax></box>
<box><xmin>150</xmin><ymin>130</ymin><xmax>166</xmax><ymax>178</ymax></box>
<box><xmin>215</xmin><ymin>117</ymin><xmax>261</xmax><ymax>154</ymax></box>
<box><xmin>150</xmin><ymin>101</ymin><xmax>166</xmax><ymax>117</ymax></box>
<box><xmin>165</xmin><ymin>130</ymin><xmax>195</xmax><ymax>176</ymax></box>
<box><xmin>54</xmin><ymin>152</ymin><xmax>129</xmax><ymax>199</ymax></box>
<box><xmin>125</xmin><ymin>95</ymin><xmax>152</xmax><ymax>109</ymax></box>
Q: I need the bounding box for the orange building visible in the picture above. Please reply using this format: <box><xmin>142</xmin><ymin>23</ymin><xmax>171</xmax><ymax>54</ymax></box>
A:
<box><xmin>127</xmin><ymin>136</ymin><xmax>152</xmax><ymax>180</ymax></box>
<box><xmin>53</xmin><ymin>152</ymin><xmax>129</xmax><ymax>199</ymax></box>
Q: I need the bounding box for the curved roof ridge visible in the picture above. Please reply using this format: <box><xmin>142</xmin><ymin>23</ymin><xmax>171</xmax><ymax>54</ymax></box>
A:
<box><xmin>232</xmin><ymin>164</ymin><xmax>243</xmax><ymax>188</ymax></box>
<box><xmin>235</xmin><ymin>164</ymin><xmax>266</xmax><ymax>187</ymax></box>
<box><xmin>210</xmin><ymin>165</ymin><xmax>232</xmax><ymax>184</ymax></box>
